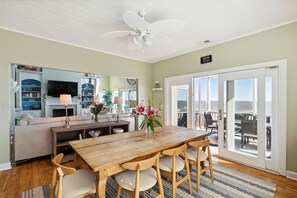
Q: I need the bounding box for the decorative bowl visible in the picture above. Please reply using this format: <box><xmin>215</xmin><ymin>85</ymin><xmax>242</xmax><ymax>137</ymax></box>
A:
<box><xmin>113</xmin><ymin>128</ymin><xmax>124</xmax><ymax>134</ymax></box>
<box><xmin>88</xmin><ymin>130</ymin><xmax>101</xmax><ymax>137</ymax></box>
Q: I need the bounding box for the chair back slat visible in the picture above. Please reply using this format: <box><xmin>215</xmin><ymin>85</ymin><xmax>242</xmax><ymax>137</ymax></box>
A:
<box><xmin>51</xmin><ymin>153</ymin><xmax>76</xmax><ymax>176</ymax></box>
<box><xmin>188</xmin><ymin>139</ymin><xmax>210</xmax><ymax>149</ymax></box>
<box><xmin>162</xmin><ymin>144</ymin><xmax>187</xmax><ymax>156</ymax></box>
<box><xmin>122</xmin><ymin>153</ymin><xmax>160</xmax><ymax>171</ymax></box>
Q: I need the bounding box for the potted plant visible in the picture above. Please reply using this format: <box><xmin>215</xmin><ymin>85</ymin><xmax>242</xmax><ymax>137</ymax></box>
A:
<box><xmin>102</xmin><ymin>90</ymin><xmax>113</xmax><ymax>112</ymax></box>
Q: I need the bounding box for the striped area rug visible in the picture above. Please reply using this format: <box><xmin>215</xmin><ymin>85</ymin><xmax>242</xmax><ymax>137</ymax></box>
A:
<box><xmin>20</xmin><ymin>164</ymin><xmax>276</xmax><ymax>198</ymax></box>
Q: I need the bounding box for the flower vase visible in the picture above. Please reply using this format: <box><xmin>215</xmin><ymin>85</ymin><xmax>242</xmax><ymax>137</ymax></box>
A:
<box><xmin>145</xmin><ymin>120</ymin><xmax>152</xmax><ymax>139</ymax></box>
<box><xmin>93</xmin><ymin>114</ymin><xmax>99</xmax><ymax>124</ymax></box>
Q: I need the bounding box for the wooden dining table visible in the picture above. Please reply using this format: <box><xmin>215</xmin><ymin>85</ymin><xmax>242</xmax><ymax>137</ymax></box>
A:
<box><xmin>68</xmin><ymin>125</ymin><xmax>209</xmax><ymax>198</ymax></box>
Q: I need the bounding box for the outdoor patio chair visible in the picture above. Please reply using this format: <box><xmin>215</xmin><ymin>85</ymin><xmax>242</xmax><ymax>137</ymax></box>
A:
<box><xmin>241</xmin><ymin>119</ymin><xmax>257</xmax><ymax>148</ymax></box>
<box><xmin>204</xmin><ymin>113</ymin><xmax>218</xmax><ymax>132</ymax></box>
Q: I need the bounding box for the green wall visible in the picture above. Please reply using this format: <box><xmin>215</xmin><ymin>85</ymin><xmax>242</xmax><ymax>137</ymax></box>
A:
<box><xmin>0</xmin><ymin>29</ymin><xmax>152</xmax><ymax>164</ymax></box>
<box><xmin>152</xmin><ymin>22</ymin><xmax>297</xmax><ymax>172</ymax></box>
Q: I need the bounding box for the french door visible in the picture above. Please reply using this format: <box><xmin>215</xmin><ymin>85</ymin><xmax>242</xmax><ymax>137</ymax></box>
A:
<box><xmin>165</xmin><ymin>60</ymin><xmax>285</xmax><ymax>174</ymax></box>
<box><xmin>217</xmin><ymin>68</ymin><xmax>278</xmax><ymax>170</ymax></box>
<box><xmin>166</xmin><ymin>78</ymin><xmax>192</xmax><ymax>127</ymax></box>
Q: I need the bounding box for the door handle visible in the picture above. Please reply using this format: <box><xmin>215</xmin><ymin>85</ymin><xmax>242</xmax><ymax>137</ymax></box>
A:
<box><xmin>218</xmin><ymin>109</ymin><xmax>222</xmax><ymax>120</ymax></box>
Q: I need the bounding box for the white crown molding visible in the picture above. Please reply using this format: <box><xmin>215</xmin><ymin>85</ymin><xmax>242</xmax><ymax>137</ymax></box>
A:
<box><xmin>1</xmin><ymin>19</ymin><xmax>297</xmax><ymax>64</ymax></box>
<box><xmin>286</xmin><ymin>171</ymin><xmax>297</xmax><ymax>181</ymax></box>
<box><xmin>0</xmin><ymin>162</ymin><xmax>11</xmax><ymax>171</ymax></box>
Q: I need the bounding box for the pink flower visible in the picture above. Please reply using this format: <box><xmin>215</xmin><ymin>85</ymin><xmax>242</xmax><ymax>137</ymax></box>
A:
<box><xmin>137</xmin><ymin>105</ymin><xmax>145</xmax><ymax>113</ymax></box>
<box><xmin>147</xmin><ymin>109</ymin><xmax>155</xmax><ymax>118</ymax></box>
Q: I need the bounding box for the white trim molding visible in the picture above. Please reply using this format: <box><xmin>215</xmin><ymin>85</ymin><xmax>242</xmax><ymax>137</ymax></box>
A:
<box><xmin>286</xmin><ymin>171</ymin><xmax>297</xmax><ymax>181</ymax></box>
<box><xmin>0</xmin><ymin>162</ymin><xmax>12</xmax><ymax>171</ymax></box>
<box><xmin>164</xmin><ymin>59</ymin><xmax>287</xmax><ymax>175</ymax></box>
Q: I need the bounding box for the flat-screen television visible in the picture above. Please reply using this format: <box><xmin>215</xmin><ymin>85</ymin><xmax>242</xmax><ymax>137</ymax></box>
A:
<box><xmin>47</xmin><ymin>80</ymin><xmax>78</xmax><ymax>97</ymax></box>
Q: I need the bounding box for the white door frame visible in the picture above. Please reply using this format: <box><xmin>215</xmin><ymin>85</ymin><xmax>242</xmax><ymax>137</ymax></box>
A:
<box><xmin>218</xmin><ymin>68</ymin><xmax>266</xmax><ymax>168</ymax></box>
<box><xmin>165</xmin><ymin>77</ymin><xmax>192</xmax><ymax>127</ymax></box>
<box><xmin>164</xmin><ymin>59</ymin><xmax>287</xmax><ymax>175</ymax></box>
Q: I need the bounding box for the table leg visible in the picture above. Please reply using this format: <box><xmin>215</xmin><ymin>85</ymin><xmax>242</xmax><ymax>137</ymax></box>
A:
<box><xmin>96</xmin><ymin>170</ymin><xmax>108</xmax><ymax>198</ymax></box>
<box><xmin>74</xmin><ymin>153</ymin><xmax>81</xmax><ymax>169</ymax></box>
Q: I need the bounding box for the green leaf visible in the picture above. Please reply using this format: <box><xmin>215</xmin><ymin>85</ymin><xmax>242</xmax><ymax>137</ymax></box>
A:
<box><xmin>154</xmin><ymin>119</ymin><xmax>163</xmax><ymax>127</ymax></box>
<box><xmin>139</xmin><ymin>119</ymin><xmax>146</xmax><ymax>130</ymax></box>
<box><xmin>149</xmin><ymin>118</ymin><xmax>154</xmax><ymax>132</ymax></box>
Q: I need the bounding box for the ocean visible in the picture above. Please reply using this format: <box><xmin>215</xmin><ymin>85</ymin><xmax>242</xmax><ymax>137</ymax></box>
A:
<box><xmin>178</xmin><ymin>101</ymin><xmax>272</xmax><ymax>115</ymax></box>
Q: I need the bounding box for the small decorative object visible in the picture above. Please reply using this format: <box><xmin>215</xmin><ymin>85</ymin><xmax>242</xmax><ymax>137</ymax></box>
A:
<box><xmin>154</xmin><ymin>81</ymin><xmax>160</xmax><ymax>88</ymax></box>
<box><xmin>132</xmin><ymin>99</ymin><xmax>163</xmax><ymax>138</ymax></box>
<box><xmin>89</xmin><ymin>102</ymin><xmax>106</xmax><ymax>124</ymax></box>
<box><xmin>113</xmin><ymin>128</ymin><xmax>124</xmax><ymax>134</ymax></box>
<box><xmin>88</xmin><ymin>130</ymin><xmax>101</xmax><ymax>137</ymax></box>
<box><xmin>127</xmin><ymin>78</ymin><xmax>137</xmax><ymax>85</ymax></box>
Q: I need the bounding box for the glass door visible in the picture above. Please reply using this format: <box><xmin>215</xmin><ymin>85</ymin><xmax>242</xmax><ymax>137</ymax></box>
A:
<box><xmin>218</xmin><ymin>68</ymin><xmax>266</xmax><ymax>168</ymax></box>
<box><xmin>166</xmin><ymin>78</ymin><xmax>192</xmax><ymax>127</ymax></box>
<box><xmin>193</xmin><ymin>76</ymin><xmax>218</xmax><ymax>130</ymax></box>
<box><xmin>172</xmin><ymin>85</ymin><xmax>189</xmax><ymax>127</ymax></box>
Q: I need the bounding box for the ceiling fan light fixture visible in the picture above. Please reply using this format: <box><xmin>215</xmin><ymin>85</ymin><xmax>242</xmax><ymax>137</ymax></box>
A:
<box><xmin>103</xmin><ymin>10</ymin><xmax>185</xmax><ymax>51</ymax></box>
<box><xmin>133</xmin><ymin>37</ymin><xmax>139</xmax><ymax>45</ymax></box>
<box><xmin>145</xmin><ymin>38</ymin><xmax>152</xmax><ymax>46</ymax></box>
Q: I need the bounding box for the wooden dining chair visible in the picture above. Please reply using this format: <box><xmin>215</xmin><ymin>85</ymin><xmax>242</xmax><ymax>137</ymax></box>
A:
<box><xmin>159</xmin><ymin>144</ymin><xmax>192</xmax><ymax>198</ymax></box>
<box><xmin>50</xmin><ymin>153</ymin><xmax>96</xmax><ymax>198</ymax></box>
<box><xmin>115</xmin><ymin>152</ymin><xmax>164</xmax><ymax>198</ymax></box>
<box><xmin>186</xmin><ymin>139</ymin><xmax>214</xmax><ymax>192</ymax></box>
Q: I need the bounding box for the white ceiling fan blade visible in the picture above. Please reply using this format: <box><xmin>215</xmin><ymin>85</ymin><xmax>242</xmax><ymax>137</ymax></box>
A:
<box><xmin>149</xmin><ymin>19</ymin><xmax>185</xmax><ymax>35</ymax></box>
<box><xmin>123</xmin><ymin>10</ymin><xmax>149</xmax><ymax>30</ymax></box>
<box><xmin>151</xmin><ymin>36</ymin><xmax>172</xmax><ymax>47</ymax></box>
<box><xmin>102</xmin><ymin>31</ymin><xmax>134</xmax><ymax>37</ymax></box>
<box><xmin>128</xmin><ymin>39</ymin><xmax>138</xmax><ymax>50</ymax></box>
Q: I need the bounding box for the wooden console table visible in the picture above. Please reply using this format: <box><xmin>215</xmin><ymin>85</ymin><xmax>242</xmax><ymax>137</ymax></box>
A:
<box><xmin>51</xmin><ymin>121</ymin><xmax>130</xmax><ymax>162</ymax></box>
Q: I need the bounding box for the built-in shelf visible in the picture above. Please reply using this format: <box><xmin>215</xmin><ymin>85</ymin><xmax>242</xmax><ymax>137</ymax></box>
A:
<box><xmin>152</xmin><ymin>88</ymin><xmax>163</xmax><ymax>91</ymax></box>
<box><xmin>81</xmin><ymin>83</ymin><xmax>94</xmax><ymax>109</ymax></box>
<box><xmin>21</xmin><ymin>78</ymin><xmax>42</xmax><ymax>111</ymax></box>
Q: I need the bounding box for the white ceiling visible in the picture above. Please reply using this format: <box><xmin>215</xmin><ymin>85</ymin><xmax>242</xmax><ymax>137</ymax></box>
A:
<box><xmin>0</xmin><ymin>0</ymin><xmax>297</xmax><ymax>63</ymax></box>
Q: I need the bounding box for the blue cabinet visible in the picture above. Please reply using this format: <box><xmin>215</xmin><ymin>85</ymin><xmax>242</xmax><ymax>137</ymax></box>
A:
<box><xmin>81</xmin><ymin>83</ymin><xmax>94</xmax><ymax>109</ymax></box>
<box><xmin>21</xmin><ymin>79</ymin><xmax>42</xmax><ymax>110</ymax></box>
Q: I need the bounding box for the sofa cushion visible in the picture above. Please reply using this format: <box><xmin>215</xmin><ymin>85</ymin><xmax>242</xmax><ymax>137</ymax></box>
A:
<box><xmin>16</xmin><ymin>114</ymin><xmax>34</xmax><ymax>126</ymax></box>
<box><xmin>69</xmin><ymin>115</ymin><xmax>92</xmax><ymax>121</ymax></box>
<box><xmin>28</xmin><ymin>117</ymin><xmax>65</xmax><ymax>125</ymax></box>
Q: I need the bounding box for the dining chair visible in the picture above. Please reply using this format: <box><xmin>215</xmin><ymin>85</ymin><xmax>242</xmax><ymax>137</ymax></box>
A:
<box><xmin>115</xmin><ymin>152</ymin><xmax>164</xmax><ymax>198</ymax></box>
<box><xmin>186</xmin><ymin>139</ymin><xmax>214</xmax><ymax>192</ymax></box>
<box><xmin>159</xmin><ymin>144</ymin><xmax>192</xmax><ymax>198</ymax></box>
<box><xmin>50</xmin><ymin>153</ymin><xmax>96</xmax><ymax>198</ymax></box>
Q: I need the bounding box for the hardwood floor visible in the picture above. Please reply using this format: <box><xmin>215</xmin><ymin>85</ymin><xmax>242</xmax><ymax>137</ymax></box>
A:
<box><xmin>0</xmin><ymin>155</ymin><xmax>297</xmax><ymax>198</ymax></box>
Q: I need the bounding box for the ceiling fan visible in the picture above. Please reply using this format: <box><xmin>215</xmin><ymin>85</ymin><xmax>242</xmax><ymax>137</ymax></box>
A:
<box><xmin>102</xmin><ymin>10</ymin><xmax>185</xmax><ymax>50</ymax></box>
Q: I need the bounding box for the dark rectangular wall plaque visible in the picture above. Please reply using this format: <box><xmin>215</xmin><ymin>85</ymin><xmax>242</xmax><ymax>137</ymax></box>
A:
<box><xmin>200</xmin><ymin>55</ymin><xmax>212</xmax><ymax>64</ymax></box>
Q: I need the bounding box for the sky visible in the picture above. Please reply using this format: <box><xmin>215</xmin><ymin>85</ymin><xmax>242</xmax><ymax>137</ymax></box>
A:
<box><xmin>178</xmin><ymin>76</ymin><xmax>272</xmax><ymax>102</ymax></box>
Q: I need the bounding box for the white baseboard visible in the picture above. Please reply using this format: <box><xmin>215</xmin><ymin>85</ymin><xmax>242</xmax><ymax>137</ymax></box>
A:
<box><xmin>286</xmin><ymin>170</ymin><xmax>297</xmax><ymax>181</ymax></box>
<box><xmin>0</xmin><ymin>162</ymin><xmax>11</xmax><ymax>171</ymax></box>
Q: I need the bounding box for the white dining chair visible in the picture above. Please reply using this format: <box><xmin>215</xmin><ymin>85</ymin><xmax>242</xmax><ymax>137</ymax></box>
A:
<box><xmin>115</xmin><ymin>152</ymin><xmax>164</xmax><ymax>198</ymax></box>
<box><xmin>50</xmin><ymin>153</ymin><xmax>96</xmax><ymax>198</ymax></box>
